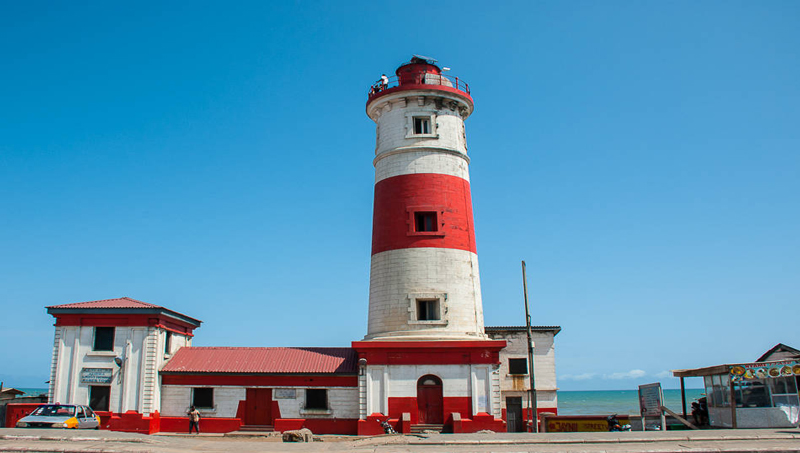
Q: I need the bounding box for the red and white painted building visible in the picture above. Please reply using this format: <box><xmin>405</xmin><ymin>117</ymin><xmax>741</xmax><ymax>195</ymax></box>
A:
<box><xmin>36</xmin><ymin>57</ymin><xmax>560</xmax><ymax>435</ymax></box>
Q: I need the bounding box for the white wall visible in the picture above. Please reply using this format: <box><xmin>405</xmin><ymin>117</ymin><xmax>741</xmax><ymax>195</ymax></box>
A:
<box><xmin>363</xmin><ymin>363</ymin><xmax>502</xmax><ymax>418</ymax></box>
<box><xmin>487</xmin><ymin>329</ymin><xmax>559</xmax><ymax>410</ymax></box>
<box><xmin>160</xmin><ymin>385</ymin><xmax>359</xmax><ymax>419</ymax></box>
<box><xmin>367</xmin><ymin>248</ymin><xmax>486</xmax><ymax>340</ymax></box>
<box><xmin>49</xmin><ymin>325</ymin><xmax>191</xmax><ymax>416</ymax></box>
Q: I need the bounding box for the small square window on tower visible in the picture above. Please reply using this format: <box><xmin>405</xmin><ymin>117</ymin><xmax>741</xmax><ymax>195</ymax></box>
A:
<box><xmin>407</xmin><ymin>207</ymin><xmax>444</xmax><ymax>237</ymax></box>
<box><xmin>414</xmin><ymin>117</ymin><xmax>430</xmax><ymax>134</ymax></box>
<box><xmin>408</xmin><ymin>292</ymin><xmax>448</xmax><ymax>325</ymax></box>
<box><xmin>417</xmin><ymin>299</ymin><xmax>440</xmax><ymax>321</ymax></box>
<box><xmin>415</xmin><ymin>211</ymin><xmax>437</xmax><ymax>232</ymax></box>
<box><xmin>405</xmin><ymin>111</ymin><xmax>437</xmax><ymax>138</ymax></box>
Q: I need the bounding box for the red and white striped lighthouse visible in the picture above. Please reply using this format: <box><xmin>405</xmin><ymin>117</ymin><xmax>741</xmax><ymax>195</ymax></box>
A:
<box><xmin>354</xmin><ymin>56</ymin><xmax>506</xmax><ymax>434</ymax></box>
<box><xmin>364</xmin><ymin>56</ymin><xmax>486</xmax><ymax>341</ymax></box>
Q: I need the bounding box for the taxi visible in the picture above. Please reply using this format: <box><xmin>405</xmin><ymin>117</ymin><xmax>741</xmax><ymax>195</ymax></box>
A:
<box><xmin>15</xmin><ymin>404</ymin><xmax>101</xmax><ymax>429</ymax></box>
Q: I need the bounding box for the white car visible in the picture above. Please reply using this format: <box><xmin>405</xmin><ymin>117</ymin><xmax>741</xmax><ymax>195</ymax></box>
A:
<box><xmin>16</xmin><ymin>404</ymin><xmax>101</xmax><ymax>429</ymax></box>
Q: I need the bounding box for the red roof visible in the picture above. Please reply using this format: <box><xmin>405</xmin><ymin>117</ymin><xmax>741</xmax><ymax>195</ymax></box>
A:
<box><xmin>47</xmin><ymin>297</ymin><xmax>162</xmax><ymax>310</ymax></box>
<box><xmin>161</xmin><ymin>347</ymin><xmax>357</xmax><ymax>374</ymax></box>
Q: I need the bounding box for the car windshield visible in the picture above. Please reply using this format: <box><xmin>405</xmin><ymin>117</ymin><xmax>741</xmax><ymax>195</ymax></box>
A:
<box><xmin>30</xmin><ymin>405</ymin><xmax>76</xmax><ymax>417</ymax></box>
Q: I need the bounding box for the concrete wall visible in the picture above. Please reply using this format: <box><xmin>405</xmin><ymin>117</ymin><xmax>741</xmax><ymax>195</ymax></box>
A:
<box><xmin>367</xmin><ymin>248</ymin><xmax>485</xmax><ymax>340</ymax></box>
<box><xmin>486</xmin><ymin>329</ymin><xmax>559</xmax><ymax>411</ymax></box>
<box><xmin>160</xmin><ymin>385</ymin><xmax>359</xmax><ymax>420</ymax></box>
<box><xmin>363</xmin><ymin>363</ymin><xmax>501</xmax><ymax>419</ymax></box>
<box><xmin>49</xmin><ymin>325</ymin><xmax>190</xmax><ymax>416</ymax></box>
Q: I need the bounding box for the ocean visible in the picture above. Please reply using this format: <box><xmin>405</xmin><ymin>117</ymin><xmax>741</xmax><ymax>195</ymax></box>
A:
<box><xmin>15</xmin><ymin>387</ymin><xmax>704</xmax><ymax>416</ymax></box>
<box><xmin>557</xmin><ymin>389</ymin><xmax>705</xmax><ymax>415</ymax></box>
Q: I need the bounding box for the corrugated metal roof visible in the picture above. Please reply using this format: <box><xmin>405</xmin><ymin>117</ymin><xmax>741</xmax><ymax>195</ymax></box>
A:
<box><xmin>485</xmin><ymin>325</ymin><xmax>562</xmax><ymax>334</ymax></box>
<box><xmin>161</xmin><ymin>347</ymin><xmax>358</xmax><ymax>375</ymax></box>
<box><xmin>46</xmin><ymin>297</ymin><xmax>202</xmax><ymax>326</ymax></box>
<box><xmin>47</xmin><ymin>297</ymin><xmax>162</xmax><ymax>310</ymax></box>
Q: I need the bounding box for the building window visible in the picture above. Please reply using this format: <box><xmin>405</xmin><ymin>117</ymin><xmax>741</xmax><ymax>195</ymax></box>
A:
<box><xmin>89</xmin><ymin>385</ymin><xmax>110</xmax><ymax>411</ymax></box>
<box><xmin>508</xmin><ymin>358</ymin><xmax>528</xmax><ymax>375</ymax></box>
<box><xmin>305</xmin><ymin>389</ymin><xmax>328</xmax><ymax>410</ymax></box>
<box><xmin>93</xmin><ymin>327</ymin><xmax>115</xmax><ymax>351</ymax></box>
<box><xmin>192</xmin><ymin>388</ymin><xmax>214</xmax><ymax>409</ymax></box>
<box><xmin>164</xmin><ymin>331</ymin><xmax>172</xmax><ymax>355</ymax></box>
<box><xmin>414</xmin><ymin>117</ymin><xmax>430</xmax><ymax>134</ymax></box>
<box><xmin>415</xmin><ymin>211</ymin><xmax>438</xmax><ymax>232</ymax></box>
<box><xmin>417</xmin><ymin>299</ymin><xmax>440</xmax><ymax>321</ymax></box>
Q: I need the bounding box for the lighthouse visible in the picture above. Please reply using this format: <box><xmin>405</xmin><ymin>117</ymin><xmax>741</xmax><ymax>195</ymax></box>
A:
<box><xmin>353</xmin><ymin>56</ymin><xmax>506</xmax><ymax>434</ymax></box>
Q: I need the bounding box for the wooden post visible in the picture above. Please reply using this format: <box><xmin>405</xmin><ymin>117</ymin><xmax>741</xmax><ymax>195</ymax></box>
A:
<box><xmin>680</xmin><ymin>377</ymin><xmax>687</xmax><ymax>420</ymax></box>
<box><xmin>522</xmin><ymin>261</ymin><xmax>538</xmax><ymax>433</ymax></box>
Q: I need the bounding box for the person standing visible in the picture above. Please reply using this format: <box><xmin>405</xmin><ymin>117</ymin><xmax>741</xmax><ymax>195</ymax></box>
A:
<box><xmin>188</xmin><ymin>406</ymin><xmax>201</xmax><ymax>434</ymax></box>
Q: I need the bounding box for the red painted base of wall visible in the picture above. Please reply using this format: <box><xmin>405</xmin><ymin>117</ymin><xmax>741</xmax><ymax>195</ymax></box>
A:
<box><xmin>160</xmin><ymin>416</ymin><xmax>242</xmax><ymax>433</ymax></box>
<box><xmin>357</xmin><ymin>412</ymin><xmax>505</xmax><ymax>435</ymax></box>
<box><xmin>274</xmin><ymin>418</ymin><xmax>358</xmax><ymax>435</ymax></box>
<box><xmin>459</xmin><ymin>412</ymin><xmax>505</xmax><ymax>433</ymax></box>
<box><xmin>4</xmin><ymin>403</ymin><xmax>42</xmax><ymax>428</ymax></box>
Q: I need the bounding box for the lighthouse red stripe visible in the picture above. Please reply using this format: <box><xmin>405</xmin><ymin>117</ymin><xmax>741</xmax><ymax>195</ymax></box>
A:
<box><xmin>371</xmin><ymin>173</ymin><xmax>476</xmax><ymax>255</ymax></box>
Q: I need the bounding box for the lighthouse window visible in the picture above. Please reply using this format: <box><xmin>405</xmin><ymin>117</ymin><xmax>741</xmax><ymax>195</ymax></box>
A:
<box><xmin>405</xmin><ymin>112</ymin><xmax>437</xmax><ymax>138</ymax></box>
<box><xmin>415</xmin><ymin>211</ymin><xmax>438</xmax><ymax>232</ymax></box>
<box><xmin>414</xmin><ymin>117</ymin><xmax>430</xmax><ymax>134</ymax></box>
<box><xmin>417</xmin><ymin>299</ymin><xmax>440</xmax><ymax>321</ymax></box>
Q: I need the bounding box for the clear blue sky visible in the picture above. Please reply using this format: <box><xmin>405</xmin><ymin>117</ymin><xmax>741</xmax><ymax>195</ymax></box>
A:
<box><xmin>1</xmin><ymin>1</ymin><xmax>798</xmax><ymax>391</ymax></box>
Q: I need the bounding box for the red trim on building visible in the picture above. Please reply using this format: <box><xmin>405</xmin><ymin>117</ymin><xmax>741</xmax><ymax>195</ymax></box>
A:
<box><xmin>52</xmin><ymin>314</ymin><xmax>197</xmax><ymax>336</ymax></box>
<box><xmin>352</xmin><ymin>340</ymin><xmax>506</xmax><ymax>365</ymax></box>
<box><xmin>274</xmin><ymin>418</ymin><xmax>358</xmax><ymax>434</ymax></box>
<box><xmin>372</xmin><ymin>174</ymin><xmax>477</xmax><ymax>255</ymax></box>
<box><xmin>160</xmin><ymin>374</ymin><xmax>357</xmax><ymax>387</ymax></box>
<box><xmin>367</xmin><ymin>84</ymin><xmax>473</xmax><ymax>108</ymax></box>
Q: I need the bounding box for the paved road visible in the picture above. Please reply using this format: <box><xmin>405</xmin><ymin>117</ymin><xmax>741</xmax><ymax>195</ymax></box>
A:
<box><xmin>1</xmin><ymin>428</ymin><xmax>799</xmax><ymax>452</ymax></box>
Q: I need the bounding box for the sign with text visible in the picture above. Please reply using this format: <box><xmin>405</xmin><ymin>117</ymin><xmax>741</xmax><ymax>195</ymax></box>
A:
<box><xmin>546</xmin><ymin>416</ymin><xmax>631</xmax><ymax>432</ymax></box>
<box><xmin>638</xmin><ymin>383</ymin><xmax>663</xmax><ymax>417</ymax></box>
<box><xmin>274</xmin><ymin>389</ymin><xmax>296</xmax><ymax>399</ymax></box>
<box><xmin>80</xmin><ymin>368</ymin><xmax>113</xmax><ymax>384</ymax></box>
<box><xmin>729</xmin><ymin>360</ymin><xmax>800</xmax><ymax>381</ymax></box>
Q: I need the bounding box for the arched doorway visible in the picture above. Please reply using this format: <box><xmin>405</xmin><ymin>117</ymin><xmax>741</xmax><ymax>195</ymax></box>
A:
<box><xmin>417</xmin><ymin>375</ymin><xmax>443</xmax><ymax>424</ymax></box>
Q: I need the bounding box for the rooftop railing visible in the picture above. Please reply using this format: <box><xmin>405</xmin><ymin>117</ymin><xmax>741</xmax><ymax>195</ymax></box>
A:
<box><xmin>368</xmin><ymin>73</ymin><xmax>470</xmax><ymax>99</ymax></box>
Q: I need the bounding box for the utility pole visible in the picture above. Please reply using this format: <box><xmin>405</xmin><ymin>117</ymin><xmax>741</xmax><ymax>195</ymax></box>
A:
<box><xmin>522</xmin><ymin>261</ymin><xmax>538</xmax><ymax>432</ymax></box>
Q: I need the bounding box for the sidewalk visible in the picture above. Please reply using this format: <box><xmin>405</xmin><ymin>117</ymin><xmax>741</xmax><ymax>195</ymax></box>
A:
<box><xmin>1</xmin><ymin>427</ymin><xmax>799</xmax><ymax>452</ymax></box>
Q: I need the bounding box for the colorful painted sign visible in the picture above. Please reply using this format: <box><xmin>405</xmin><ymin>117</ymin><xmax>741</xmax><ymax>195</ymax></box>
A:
<box><xmin>545</xmin><ymin>416</ymin><xmax>631</xmax><ymax>432</ymax></box>
<box><xmin>638</xmin><ymin>382</ymin><xmax>663</xmax><ymax>417</ymax></box>
<box><xmin>80</xmin><ymin>368</ymin><xmax>113</xmax><ymax>384</ymax></box>
<box><xmin>729</xmin><ymin>360</ymin><xmax>800</xmax><ymax>381</ymax></box>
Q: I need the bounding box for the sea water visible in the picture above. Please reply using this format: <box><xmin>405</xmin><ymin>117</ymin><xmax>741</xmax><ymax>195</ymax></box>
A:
<box><xmin>15</xmin><ymin>387</ymin><xmax>705</xmax><ymax>416</ymax></box>
<box><xmin>557</xmin><ymin>389</ymin><xmax>705</xmax><ymax>415</ymax></box>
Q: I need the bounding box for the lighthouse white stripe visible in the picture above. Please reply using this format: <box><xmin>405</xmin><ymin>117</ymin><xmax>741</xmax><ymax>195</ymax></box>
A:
<box><xmin>366</xmin><ymin>247</ymin><xmax>485</xmax><ymax>340</ymax></box>
<box><xmin>374</xmin><ymin>150</ymin><xmax>470</xmax><ymax>183</ymax></box>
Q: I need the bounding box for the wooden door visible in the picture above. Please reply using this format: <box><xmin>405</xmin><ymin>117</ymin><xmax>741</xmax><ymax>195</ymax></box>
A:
<box><xmin>417</xmin><ymin>375</ymin><xmax>443</xmax><ymax>424</ymax></box>
<box><xmin>506</xmin><ymin>397</ymin><xmax>523</xmax><ymax>432</ymax></box>
<box><xmin>245</xmin><ymin>388</ymin><xmax>273</xmax><ymax>426</ymax></box>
